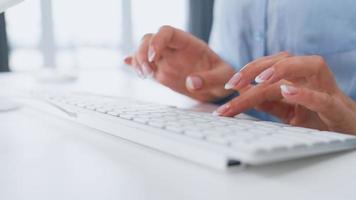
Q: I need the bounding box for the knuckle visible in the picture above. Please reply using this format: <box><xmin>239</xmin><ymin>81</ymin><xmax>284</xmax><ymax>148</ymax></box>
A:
<box><xmin>287</xmin><ymin>56</ymin><xmax>302</xmax><ymax>65</ymax></box>
<box><xmin>273</xmin><ymin>58</ymin><xmax>290</xmax><ymax>75</ymax></box>
<box><xmin>279</xmin><ymin>51</ymin><xmax>291</xmax><ymax>57</ymax></box>
<box><xmin>155</xmin><ymin>25</ymin><xmax>175</xmax><ymax>43</ymax></box>
<box><xmin>159</xmin><ymin>25</ymin><xmax>173</xmax><ymax>33</ymax></box>
<box><xmin>311</xmin><ymin>55</ymin><xmax>325</xmax><ymax>64</ymax></box>
<box><xmin>311</xmin><ymin>55</ymin><xmax>327</xmax><ymax>70</ymax></box>
<box><xmin>141</xmin><ymin>33</ymin><xmax>153</xmax><ymax>42</ymax></box>
<box><xmin>276</xmin><ymin>57</ymin><xmax>302</xmax><ymax>74</ymax></box>
<box><xmin>137</xmin><ymin>44</ymin><xmax>148</xmax><ymax>57</ymax></box>
<box><xmin>255</xmin><ymin>56</ymin><xmax>268</xmax><ymax>62</ymax></box>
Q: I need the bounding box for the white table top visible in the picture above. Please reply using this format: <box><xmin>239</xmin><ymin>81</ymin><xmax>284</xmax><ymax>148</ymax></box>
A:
<box><xmin>1</xmin><ymin>69</ymin><xmax>356</xmax><ymax>200</ymax></box>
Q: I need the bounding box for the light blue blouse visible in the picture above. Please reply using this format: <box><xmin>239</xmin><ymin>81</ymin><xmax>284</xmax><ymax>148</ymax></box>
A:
<box><xmin>209</xmin><ymin>0</ymin><xmax>356</xmax><ymax>121</ymax></box>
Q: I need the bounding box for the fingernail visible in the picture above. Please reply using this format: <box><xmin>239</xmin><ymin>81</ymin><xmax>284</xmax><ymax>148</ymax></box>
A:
<box><xmin>255</xmin><ymin>68</ymin><xmax>274</xmax><ymax>83</ymax></box>
<box><xmin>212</xmin><ymin>104</ymin><xmax>230</xmax><ymax>116</ymax></box>
<box><xmin>280</xmin><ymin>84</ymin><xmax>298</xmax><ymax>95</ymax></box>
<box><xmin>124</xmin><ymin>56</ymin><xmax>130</xmax><ymax>64</ymax></box>
<box><xmin>239</xmin><ymin>64</ymin><xmax>249</xmax><ymax>72</ymax></box>
<box><xmin>141</xmin><ymin>62</ymin><xmax>153</xmax><ymax>78</ymax></box>
<box><xmin>135</xmin><ymin>67</ymin><xmax>145</xmax><ymax>79</ymax></box>
<box><xmin>148</xmin><ymin>46</ymin><xmax>156</xmax><ymax>62</ymax></box>
<box><xmin>186</xmin><ymin>76</ymin><xmax>203</xmax><ymax>90</ymax></box>
<box><xmin>224</xmin><ymin>73</ymin><xmax>241</xmax><ymax>89</ymax></box>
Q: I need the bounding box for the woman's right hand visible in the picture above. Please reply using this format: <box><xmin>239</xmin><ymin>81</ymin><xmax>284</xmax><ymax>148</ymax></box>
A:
<box><xmin>124</xmin><ymin>25</ymin><xmax>235</xmax><ymax>102</ymax></box>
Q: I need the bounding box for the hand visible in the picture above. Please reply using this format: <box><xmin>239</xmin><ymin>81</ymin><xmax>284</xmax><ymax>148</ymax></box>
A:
<box><xmin>214</xmin><ymin>52</ymin><xmax>356</xmax><ymax>134</ymax></box>
<box><xmin>124</xmin><ymin>26</ymin><xmax>235</xmax><ymax>102</ymax></box>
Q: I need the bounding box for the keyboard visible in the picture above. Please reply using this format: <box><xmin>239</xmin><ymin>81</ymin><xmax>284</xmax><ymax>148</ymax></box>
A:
<box><xmin>25</xmin><ymin>91</ymin><xmax>356</xmax><ymax>169</ymax></box>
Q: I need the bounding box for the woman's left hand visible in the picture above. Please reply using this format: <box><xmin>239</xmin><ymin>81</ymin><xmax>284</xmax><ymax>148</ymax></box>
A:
<box><xmin>214</xmin><ymin>52</ymin><xmax>356</xmax><ymax>135</ymax></box>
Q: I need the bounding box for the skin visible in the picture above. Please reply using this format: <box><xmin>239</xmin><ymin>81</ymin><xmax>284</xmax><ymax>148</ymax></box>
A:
<box><xmin>125</xmin><ymin>26</ymin><xmax>356</xmax><ymax>135</ymax></box>
<box><xmin>124</xmin><ymin>25</ymin><xmax>235</xmax><ymax>102</ymax></box>
<box><xmin>218</xmin><ymin>52</ymin><xmax>356</xmax><ymax>134</ymax></box>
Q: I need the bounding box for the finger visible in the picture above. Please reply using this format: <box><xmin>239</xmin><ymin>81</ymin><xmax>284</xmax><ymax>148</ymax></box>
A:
<box><xmin>260</xmin><ymin>56</ymin><xmax>338</xmax><ymax>91</ymax></box>
<box><xmin>136</xmin><ymin>34</ymin><xmax>154</xmax><ymax>77</ymax></box>
<box><xmin>124</xmin><ymin>55</ymin><xmax>145</xmax><ymax>79</ymax></box>
<box><xmin>185</xmin><ymin>64</ymin><xmax>235</xmax><ymax>94</ymax></box>
<box><xmin>132</xmin><ymin>56</ymin><xmax>145</xmax><ymax>79</ymax></box>
<box><xmin>288</xmin><ymin>105</ymin><xmax>328</xmax><ymax>130</ymax></box>
<box><xmin>224</xmin><ymin>52</ymin><xmax>291</xmax><ymax>90</ymax></box>
<box><xmin>153</xmin><ymin>66</ymin><xmax>217</xmax><ymax>102</ymax></box>
<box><xmin>124</xmin><ymin>56</ymin><xmax>133</xmax><ymax>65</ymax></box>
<box><xmin>280</xmin><ymin>84</ymin><xmax>346</xmax><ymax>124</ymax></box>
<box><xmin>148</xmin><ymin>25</ymin><xmax>196</xmax><ymax>62</ymax></box>
<box><xmin>214</xmin><ymin>82</ymin><xmax>283</xmax><ymax>117</ymax></box>
<box><xmin>255</xmin><ymin>101</ymin><xmax>295</xmax><ymax>123</ymax></box>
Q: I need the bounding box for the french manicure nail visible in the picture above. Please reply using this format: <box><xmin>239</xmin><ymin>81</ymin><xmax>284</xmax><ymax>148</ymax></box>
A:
<box><xmin>280</xmin><ymin>84</ymin><xmax>298</xmax><ymax>95</ymax></box>
<box><xmin>148</xmin><ymin>46</ymin><xmax>156</xmax><ymax>62</ymax></box>
<box><xmin>212</xmin><ymin>104</ymin><xmax>230</xmax><ymax>116</ymax></box>
<box><xmin>124</xmin><ymin>56</ymin><xmax>130</xmax><ymax>64</ymax></box>
<box><xmin>135</xmin><ymin>67</ymin><xmax>145</xmax><ymax>79</ymax></box>
<box><xmin>224</xmin><ymin>73</ymin><xmax>242</xmax><ymax>90</ymax></box>
<box><xmin>239</xmin><ymin>64</ymin><xmax>249</xmax><ymax>72</ymax></box>
<box><xmin>186</xmin><ymin>76</ymin><xmax>203</xmax><ymax>90</ymax></box>
<box><xmin>255</xmin><ymin>68</ymin><xmax>274</xmax><ymax>83</ymax></box>
<box><xmin>142</xmin><ymin>62</ymin><xmax>153</xmax><ymax>78</ymax></box>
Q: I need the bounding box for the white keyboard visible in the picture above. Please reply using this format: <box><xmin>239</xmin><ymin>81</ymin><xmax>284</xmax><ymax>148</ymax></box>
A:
<box><xmin>26</xmin><ymin>91</ymin><xmax>356</xmax><ymax>169</ymax></box>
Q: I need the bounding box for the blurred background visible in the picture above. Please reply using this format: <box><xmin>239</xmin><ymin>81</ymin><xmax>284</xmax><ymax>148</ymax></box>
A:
<box><xmin>0</xmin><ymin>0</ymin><xmax>214</xmax><ymax>73</ymax></box>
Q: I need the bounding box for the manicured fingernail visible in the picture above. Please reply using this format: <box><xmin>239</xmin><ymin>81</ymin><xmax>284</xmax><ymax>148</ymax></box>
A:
<box><xmin>212</xmin><ymin>104</ymin><xmax>230</xmax><ymax>116</ymax></box>
<box><xmin>186</xmin><ymin>76</ymin><xmax>203</xmax><ymax>90</ymax></box>
<box><xmin>239</xmin><ymin>64</ymin><xmax>249</xmax><ymax>72</ymax></box>
<box><xmin>148</xmin><ymin>46</ymin><xmax>156</xmax><ymax>62</ymax></box>
<box><xmin>280</xmin><ymin>84</ymin><xmax>298</xmax><ymax>95</ymax></box>
<box><xmin>134</xmin><ymin>67</ymin><xmax>145</xmax><ymax>79</ymax></box>
<box><xmin>224</xmin><ymin>73</ymin><xmax>241</xmax><ymax>89</ymax></box>
<box><xmin>255</xmin><ymin>68</ymin><xmax>274</xmax><ymax>83</ymax></box>
<box><xmin>141</xmin><ymin>62</ymin><xmax>153</xmax><ymax>78</ymax></box>
<box><xmin>124</xmin><ymin>56</ymin><xmax>130</xmax><ymax>64</ymax></box>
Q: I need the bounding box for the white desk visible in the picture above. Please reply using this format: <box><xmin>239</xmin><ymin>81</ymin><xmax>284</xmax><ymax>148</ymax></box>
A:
<box><xmin>1</xmin><ymin>69</ymin><xmax>356</xmax><ymax>200</ymax></box>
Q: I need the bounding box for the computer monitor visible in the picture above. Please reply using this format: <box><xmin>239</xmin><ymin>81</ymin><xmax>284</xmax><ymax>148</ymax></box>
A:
<box><xmin>0</xmin><ymin>0</ymin><xmax>23</xmax><ymax>13</ymax></box>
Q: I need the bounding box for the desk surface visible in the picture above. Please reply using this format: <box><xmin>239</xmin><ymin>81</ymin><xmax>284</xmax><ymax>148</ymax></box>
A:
<box><xmin>0</xmin><ymin>69</ymin><xmax>356</xmax><ymax>200</ymax></box>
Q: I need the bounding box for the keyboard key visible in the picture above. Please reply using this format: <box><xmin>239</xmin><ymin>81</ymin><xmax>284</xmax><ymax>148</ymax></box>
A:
<box><xmin>96</xmin><ymin>107</ymin><xmax>111</xmax><ymax>113</ymax></box>
<box><xmin>206</xmin><ymin>135</ymin><xmax>229</xmax><ymax>145</ymax></box>
<box><xmin>120</xmin><ymin>113</ymin><xmax>136</xmax><ymax>120</ymax></box>
<box><xmin>32</xmin><ymin>90</ymin><xmax>356</xmax><ymax>168</ymax></box>
<box><xmin>132</xmin><ymin>117</ymin><xmax>150</xmax><ymax>124</ymax></box>
<box><xmin>184</xmin><ymin>130</ymin><xmax>206</xmax><ymax>139</ymax></box>
<box><xmin>165</xmin><ymin>125</ymin><xmax>184</xmax><ymax>133</ymax></box>
<box><xmin>107</xmin><ymin>111</ymin><xmax>121</xmax><ymax>117</ymax></box>
<box><xmin>254</xmin><ymin>121</ymin><xmax>289</xmax><ymax>128</ymax></box>
<box><xmin>283</xmin><ymin>126</ymin><xmax>315</xmax><ymax>133</ymax></box>
<box><xmin>316</xmin><ymin>131</ymin><xmax>356</xmax><ymax>141</ymax></box>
